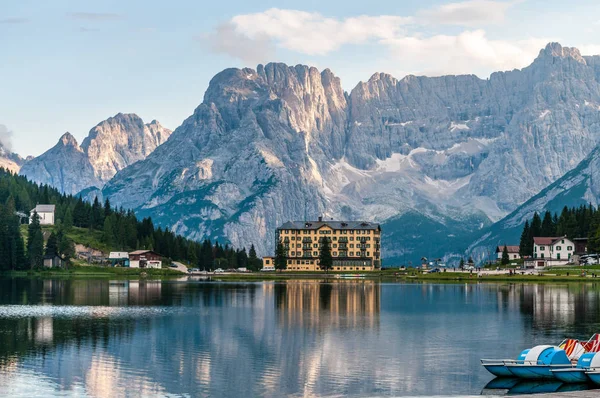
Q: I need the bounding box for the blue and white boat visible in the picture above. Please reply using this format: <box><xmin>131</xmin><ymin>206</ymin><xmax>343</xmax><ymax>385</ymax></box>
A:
<box><xmin>481</xmin><ymin>349</ymin><xmax>531</xmax><ymax>377</ymax></box>
<box><xmin>584</xmin><ymin>353</ymin><xmax>600</xmax><ymax>385</ymax></box>
<box><xmin>481</xmin><ymin>338</ymin><xmax>586</xmax><ymax>378</ymax></box>
<box><xmin>551</xmin><ymin>352</ymin><xmax>596</xmax><ymax>383</ymax></box>
<box><xmin>504</xmin><ymin>345</ymin><xmax>573</xmax><ymax>379</ymax></box>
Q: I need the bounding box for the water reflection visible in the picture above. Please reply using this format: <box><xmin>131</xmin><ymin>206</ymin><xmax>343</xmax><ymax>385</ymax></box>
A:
<box><xmin>0</xmin><ymin>279</ymin><xmax>600</xmax><ymax>396</ymax></box>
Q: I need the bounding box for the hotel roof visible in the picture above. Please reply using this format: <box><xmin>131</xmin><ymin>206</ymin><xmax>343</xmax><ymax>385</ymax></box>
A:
<box><xmin>278</xmin><ymin>220</ymin><xmax>380</xmax><ymax>230</ymax></box>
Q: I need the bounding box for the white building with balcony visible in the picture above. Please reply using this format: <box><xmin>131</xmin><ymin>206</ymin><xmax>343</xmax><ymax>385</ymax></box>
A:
<box><xmin>531</xmin><ymin>236</ymin><xmax>575</xmax><ymax>267</ymax></box>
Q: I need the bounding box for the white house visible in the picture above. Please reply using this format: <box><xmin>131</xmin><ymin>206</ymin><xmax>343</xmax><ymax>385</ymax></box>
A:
<box><xmin>531</xmin><ymin>236</ymin><xmax>575</xmax><ymax>267</ymax></box>
<box><xmin>129</xmin><ymin>250</ymin><xmax>162</xmax><ymax>269</ymax></box>
<box><xmin>496</xmin><ymin>245</ymin><xmax>521</xmax><ymax>260</ymax></box>
<box><xmin>30</xmin><ymin>204</ymin><xmax>55</xmax><ymax>225</ymax></box>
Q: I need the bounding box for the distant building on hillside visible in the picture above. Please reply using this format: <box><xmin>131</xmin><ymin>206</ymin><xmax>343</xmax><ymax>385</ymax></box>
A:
<box><xmin>30</xmin><ymin>204</ymin><xmax>55</xmax><ymax>225</ymax></box>
<box><xmin>526</xmin><ymin>236</ymin><xmax>575</xmax><ymax>268</ymax></box>
<box><xmin>129</xmin><ymin>250</ymin><xmax>162</xmax><ymax>269</ymax></box>
<box><xmin>43</xmin><ymin>254</ymin><xmax>65</xmax><ymax>268</ymax></box>
<box><xmin>108</xmin><ymin>252</ymin><xmax>130</xmax><ymax>267</ymax></box>
<box><xmin>263</xmin><ymin>217</ymin><xmax>382</xmax><ymax>272</ymax></box>
<box><xmin>496</xmin><ymin>245</ymin><xmax>521</xmax><ymax>261</ymax></box>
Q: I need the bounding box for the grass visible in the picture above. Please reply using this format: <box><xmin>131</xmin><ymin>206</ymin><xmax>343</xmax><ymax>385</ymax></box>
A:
<box><xmin>4</xmin><ymin>265</ymin><xmax>184</xmax><ymax>279</ymax></box>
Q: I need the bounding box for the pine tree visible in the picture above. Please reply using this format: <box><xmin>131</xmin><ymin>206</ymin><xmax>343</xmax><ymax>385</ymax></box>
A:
<box><xmin>459</xmin><ymin>258</ymin><xmax>465</xmax><ymax>268</ymax></box>
<box><xmin>45</xmin><ymin>232</ymin><xmax>58</xmax><ymax>256</ymax></box>
<box><xmin>27</xmin><ymin>211</ymin><xmax>44</xmax><ymax>269</ymax></box>
<box><xmin>63</xmin><ymin>206</ymin><xmax>73</xmax><ymax>230</ymax></box>
<box><xmin>519</xmin><ymin>220</ymin><xmax>530</xmax><ymax>256</ymax></box>
<box><xmin>274</xmin><ymin>242</ymin><xmax>287</xmax><ymax>272</ymax></box>
<box><xmin>501</xmin><ymin>245</ymin><xmax>509</xmax><ymax>265</ymax></box>
<box><xmin>541</xmin><ymin>211</ymin><xmax>555</xmax><ymax>236</ymax></box>
<box><xmin>531</xmin><ymin>212</ymin><xmax>542</xmax><ymax>237</ymax></box>
<box><xmin>319</xmin><ymin>237</ymin><xmax>333</xmax><ymax>272</ymax></box>
<box><xmin>248</xmin><ymin>244</ymin><xmax>261</xmax><ymax>271</ymax></box>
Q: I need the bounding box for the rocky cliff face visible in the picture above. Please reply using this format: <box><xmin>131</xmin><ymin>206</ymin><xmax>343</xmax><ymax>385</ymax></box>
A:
<box><xmin>0</xmin><ymin>144</ymin><xmax>24</xmax><ymax>173</ymax></box>
<box><xmin>20</xmin><ymin>114</ymin><xmax>171</xmax><ymax>195</ymax></box>
<box><xmin>99</xmin><ymin>43</ymin><xmax>600</xmax><ymax>259</ymax></box>
<box><xmin>468</xmin><ymin>142</ymin><xmax>600</xmax><ymax>260</ymax></box>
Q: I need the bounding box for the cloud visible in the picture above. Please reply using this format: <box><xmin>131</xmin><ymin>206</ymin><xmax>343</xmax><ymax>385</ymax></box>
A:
<box><xmin>223</xmin><ymin>8</ymin><xmax>412</xmax><ymax>56</ymax></box>
<box><xmin>200</xmin><ymin>22</ymin><xmax>275</xmax><ymax>65</ymax></box>
<box><xmin>0</xmin><ymin>17</ymin><xmax>28</xmax><ymax>24</ymax></box>
<box><xmin>418</xmin><ymin>0</ymin><xmax>517</xmax><ymax>26</ymax></box>
<box><xmin>78</xmin><ymin>27</ymin><xmax>100</xmax><ymax>32</ymax></box>
<box><xmin>66</xmin><ymin>12</ymin><xmax>121</xmax><ymax>21</ymax></box>
<box><xmin>205</xmin><ymin>5</ymin><xmax>552</xmax><ymax>78</ymax></box>
<box><xmin>0</xmin><ymin>125</ymin><xmax>14</xmax><ymax>151</ymax></box>
<box><xmin>383</xmin><ymin>30</ymin><xmax>551</xmax><ymax>77</ymax></box>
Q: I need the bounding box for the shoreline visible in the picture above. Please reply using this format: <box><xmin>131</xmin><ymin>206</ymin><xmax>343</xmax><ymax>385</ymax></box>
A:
<box><xmin>3</xmin><ymin>267</ymin><xmax>600</xmax><ymax>283</ymax></box>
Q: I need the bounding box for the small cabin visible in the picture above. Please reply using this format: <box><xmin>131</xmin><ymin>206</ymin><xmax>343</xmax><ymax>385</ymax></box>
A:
<box><xmin>129</xmin><ymin>250</ymin><xmax>162</xmax><ymax>269</ymax></box>
<box><xmin>30</xmin><ymin>204</ymin><xmax>55</xmax><ymax>225</ymax></box>
<box><xmin>109</xmin><ymin>252</ymin><xmax>130</xmax><ymax>267</ymax></box>
<box><xmin>43</xmin><ymin>255</ymin><xmax>65</xmax><ymax>268</ymax></box>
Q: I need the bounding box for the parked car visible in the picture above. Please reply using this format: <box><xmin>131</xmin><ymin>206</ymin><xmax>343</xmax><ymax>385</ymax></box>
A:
<box><xmin>169</xmin><ymin>264</ymin><xmax>178</xmax><ymax>268</ymax></box>
<box><xmin>189</xmin><ymin>268</ymin><xmax>200</xmax><ymax>273</ymax></box>
<box><xmin>214</xmin><ymin>268</ymin><xmax>224</xmax><ymax>273</ymax></box>
<box><xmin>427</xmin><ymin>268</ymin><xmax>441</xmax><ymax>273</ymax></box>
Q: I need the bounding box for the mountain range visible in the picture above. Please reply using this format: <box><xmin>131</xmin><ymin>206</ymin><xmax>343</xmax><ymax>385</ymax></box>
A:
<box><xmin>15</xmin><ymin>42</ymin><xmax>600</xmax><ymax>263</ymax></box>
<box><xmin>19</xmin><ymin>113</ymin><xmax>171</xmax><ymax>195</ymax></box>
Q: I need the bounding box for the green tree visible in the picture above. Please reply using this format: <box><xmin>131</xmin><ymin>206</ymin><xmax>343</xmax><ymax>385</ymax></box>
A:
<box><xmin>519</xmin><ymin>220</ymin><xmax>531</xmax><ymax>257</ymax></box>
<box><xmin>541</xmin><ymin>211</ymin><xmax>555</xmax><ymax>236</ymax></box>
<box><xmin>27</xmin><ymin>211</ymin><xmax>44</xmax><ymax>269</ymax></box>
<box><xmin>63</xmin><ymin>206</ymin><xmax>73</xmax><ymax>230</ymax></box>
<box><xmin>274</xmin><ymin>241</ymin><xmax>287</xmax><ymax>272</ymax></box>
<box><xmin>501</xmin><ymin>245</ymin><xmax>509</xmax><ymax>265</ymax></box>
<box><xmin>248</xmin><ymin>244</ymin><xmax>261</xmax><ymax>271</ymax></box>
<box><xmin>45</xmin><ymin>232</ymin><xmax>58</xmax><ymax>257</ymax></box>
<box><xmin>319</xmin><ymin>237</ymin><xmax>333</xmax><ymax>272</ymax></box>
<box><xmin>459</xmin><ymin>257</ymin><xmax>465</xmax><ymax>268</ymax></box>
<box><xmin>103</xmin><ymin>214</ymin><xmax>117</xmax><ymax>246</ymax></box>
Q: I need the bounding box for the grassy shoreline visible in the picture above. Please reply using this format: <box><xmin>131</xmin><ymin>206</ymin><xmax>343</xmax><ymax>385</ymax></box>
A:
<box><xmin>3</xmin><ymin>267</ymin><xmax>600</xmax><ymax>283</ymax></box>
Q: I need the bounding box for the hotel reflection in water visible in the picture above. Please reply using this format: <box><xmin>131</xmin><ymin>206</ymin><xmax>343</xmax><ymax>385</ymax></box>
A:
<box><xmin>269</xmin><ymin>281</ymin><xmax>381</xmax><ymax>330</ymax></box>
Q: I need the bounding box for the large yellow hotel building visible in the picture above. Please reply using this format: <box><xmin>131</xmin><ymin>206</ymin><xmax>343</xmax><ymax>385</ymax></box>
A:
<box><xmin>262</xmin><ymin>218</ymin><xmax>382</xmax><ymax>272</ymax></box>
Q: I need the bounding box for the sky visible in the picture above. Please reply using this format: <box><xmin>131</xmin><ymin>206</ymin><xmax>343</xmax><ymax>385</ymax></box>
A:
<box><xmin>3</xmin><ymin>0</ymin><xmax>600</xmax><ymax>157</ymax></box>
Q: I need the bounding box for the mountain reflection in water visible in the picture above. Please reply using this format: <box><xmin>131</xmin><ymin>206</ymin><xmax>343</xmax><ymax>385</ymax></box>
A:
<box><xmin>1</xmin><ymin>279</ymin><xmax>600</xmax><ymax>396</ymax></box>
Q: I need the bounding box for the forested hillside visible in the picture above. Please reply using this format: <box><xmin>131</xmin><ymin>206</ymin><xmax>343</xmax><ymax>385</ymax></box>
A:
<box><xmin>518</xmin><ymin>205</ymin><xmax>600</xmax><ymax>256</ymax></box>
<box><xmin>0</xmin><ymin>169</ymin><xmax>260</xmax><ymax>271</ymax></box>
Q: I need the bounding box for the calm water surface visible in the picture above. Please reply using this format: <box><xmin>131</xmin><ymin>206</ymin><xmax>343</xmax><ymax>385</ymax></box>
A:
<box><xmin>1</xmin><ymin>278</ymin><xmax>600</xmax><ymax>397</ymax></box>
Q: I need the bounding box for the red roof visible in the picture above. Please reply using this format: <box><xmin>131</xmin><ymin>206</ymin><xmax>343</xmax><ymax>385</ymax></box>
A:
<box><xmin>496</xmin><ymin>245</ymin><xmax>520</xmax><ymax>253</ymax></box>
<box><xmin>533</xmin><ymin>237</ymin><xmax>565</xmax><ymax>246</ymax></box>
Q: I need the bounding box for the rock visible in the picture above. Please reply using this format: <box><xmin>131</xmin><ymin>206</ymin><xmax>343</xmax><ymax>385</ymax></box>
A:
<box><xmin>20</xmin><ymin>114</ymin><xmax>171</xmax><ymax>195</ymax></box>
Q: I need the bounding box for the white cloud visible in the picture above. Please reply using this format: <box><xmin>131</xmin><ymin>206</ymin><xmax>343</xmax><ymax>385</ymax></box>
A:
<box><xmin>0</xmin><ymin>125</ymin><xmax>14</xmax><ymax>151</ymax></box>
<box><xmin>418</xmin><ymin>0</ymin><xmax>517</xmax><ymax>26</ymax></box>
<box><xmin>383</xmin><ymin>30</ymin><xmax>551</xmax><ymax>76</ymax></box>
<box><xmin>204</xmin><ymin>3</ymin><xmax>555</xmax><ymax>79</ymax></box>
<box><xmin>201</xmin><ymin>22</ymin><xmax>275</xmax><ymax>65</ymax></box>
<box><xmin>580</xmin><ymin>45</ymin><xmax>600</xmax><ymax>56</ymax></box>
<box><xmin>227</xmin><ymin>8</ymin><xmax>412</xmax><ymax>55</ymax></box>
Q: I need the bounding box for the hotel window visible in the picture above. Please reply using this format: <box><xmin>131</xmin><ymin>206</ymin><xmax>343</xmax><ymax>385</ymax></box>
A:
<box><xmin>540</xmin><ymin>246</ymin><xmax>545</xmax><ymax>251</ymax></box>
<box><xmin>567</xmin><ymin>246</ymin><xmax>572</xmax><ymax>250</ymax></box>
<box><xmin>313</xmin><ymin>244</ymin><xmax>317</xmax><ymax>248</ymax></box>
<box><xmin>333</xmin><ymin>252</ymin><xmax>337</xmax><ymax>256</ymax></box>
<box><xmin>556</xmin><ymin>246</ymin><xmax>561</xmax><ymax>251</ymax></box>
<box><xmin>265</xmin><ymin>260</ymin><xmax>270</xmax><ymax>264</ymax></box>
<box><xmin>333</xmin><ymin>244</ymin><xmax>337</xmax><ymax>248</ymax></box>
<box><xmin>350</xmin><ymin>237</ymin><xmax>354</xmax><ymax>241</ymax></box>
<box><xmin>313</xmin><ymin>251</ymin><xmax>318</xmax><ymax>256</ymax></box>
<box><xmin>350</xmin><ymin>252</ymin><xmax>354</xmax><ymax>256</ymax></box>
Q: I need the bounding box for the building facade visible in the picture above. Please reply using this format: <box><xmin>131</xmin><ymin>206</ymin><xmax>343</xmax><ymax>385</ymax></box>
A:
<box><xmin>30</xmin><ymin>204</ymin><xmax>55</xmax><ymax>225</ymax></box>
<box><xmin>129</xmin><ymin>250</ymin><xmax>162</xmax><ymax>269</ymax></box>
<box><xmin>530</xmin><ymin>236</ymin><xmax>575</xmax><ymax>267</ymax></box>
<box><xmin>264</xmin><ymin>218</ymin><xmax>382</xmax><ymax>272</ymax></box>
<box><xmin>496</xmin><ymin>245</ymin><xmax>521</xmax><ymax>260</ymax></box>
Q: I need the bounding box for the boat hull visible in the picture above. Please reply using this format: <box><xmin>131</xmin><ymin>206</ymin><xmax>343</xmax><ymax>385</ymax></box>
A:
<box><xmin>482</xmin><ymin>362</ymin><xmax>514</xmax><ymax>377</ymax></box>
<box><xmin>551</xmin><ymin>368</ymin><xmax>589</xmax><ymax>383</ymax></box>
<box><xmin>587</xmin><ymin>371</ymin><xmax>600</xmax><ymax>385</ymax></box>
<box><xmin>506</xmin><ymin>364</ymin><xmax>570</xmax><ymax>379</ymax></box>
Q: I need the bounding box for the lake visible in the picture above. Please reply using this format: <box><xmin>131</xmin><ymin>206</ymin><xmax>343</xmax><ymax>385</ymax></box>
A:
<box><xmin>0</xmin><ymin>278</ymin><xmax>600</xmax><ymax>397</ymax></box>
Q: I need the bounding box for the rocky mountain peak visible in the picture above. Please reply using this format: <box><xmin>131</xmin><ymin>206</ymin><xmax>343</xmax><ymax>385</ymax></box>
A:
<box><xmin>20</xmin><ymin>113</ymin><xmax>171</xmax><ymax>195</ymax></box>
<box><xmin>58</xmin><ymin>132</ymin><xmax>80</xmax><ymax>148</ymax></box>
<box><xmin>535</xmin><ymin>42</ymin><xmax>587</xmax><ymax>64</ymax></box>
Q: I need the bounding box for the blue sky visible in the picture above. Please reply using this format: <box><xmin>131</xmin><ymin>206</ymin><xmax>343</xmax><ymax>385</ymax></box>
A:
<box><xmin>2</xmin><ymin>0</ymin><xmax>600</xmax><ymax>157</ymax></box>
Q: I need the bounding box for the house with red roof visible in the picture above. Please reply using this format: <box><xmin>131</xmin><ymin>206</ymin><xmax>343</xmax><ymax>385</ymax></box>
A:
<box><xmin>496</xmin><ymin>245</ymin><xmax>520</xmax><ymax>261</ymax></box>
<box><xmin>530</xmin><ymin>236</ymin><xmax>575</xmax><ymax>267</ymax></box>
